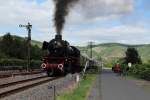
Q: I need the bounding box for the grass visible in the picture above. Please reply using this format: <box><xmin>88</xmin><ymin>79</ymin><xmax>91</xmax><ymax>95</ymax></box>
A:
<box><xmin>57</xmin><ymin>74</ymin><xmax>97</xmax><ymax>100</ymax></box>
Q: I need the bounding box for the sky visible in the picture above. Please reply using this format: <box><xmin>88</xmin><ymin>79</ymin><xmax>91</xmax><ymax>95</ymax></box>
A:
<box><xmin>0</xmin><ymin>0</ymin><xmax>150</xmax><ymax>46</ymax></box>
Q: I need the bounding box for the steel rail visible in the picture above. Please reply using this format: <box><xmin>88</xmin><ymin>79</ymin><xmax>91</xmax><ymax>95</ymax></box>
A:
<box><xmin>0</xmin><ymin>76</ymin><xmax>62</xmax><ymax>98</ymax></box>
<box><xmin>0</xmin><ymin>76</ymin><xmax>47</xmax><ymax>88</ymax></box>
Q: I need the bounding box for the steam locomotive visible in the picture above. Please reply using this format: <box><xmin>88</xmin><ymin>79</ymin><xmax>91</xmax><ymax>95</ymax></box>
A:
<box><xmin>41</xmin><ymin>34</ymin><xmax>85</xmax><ymax>76</ymax></box>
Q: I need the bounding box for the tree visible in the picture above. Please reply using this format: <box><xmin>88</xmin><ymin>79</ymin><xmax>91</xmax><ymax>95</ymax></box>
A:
<box><xmin>1</xmin><ymin>33</ymin><xmax>13</xmax><ymax>57</ymax></box>
<box><xmin>125</xmin><ymin>47</ymin><xmax>142</xmax><ymax>64</ymax></box>
<box><xmin>0</xmin><ymin>33</ymin><xmax>44</xmax><ymax>60</ymax></box>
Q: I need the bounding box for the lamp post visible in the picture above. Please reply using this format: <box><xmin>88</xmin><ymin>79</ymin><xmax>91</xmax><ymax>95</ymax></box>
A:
<box><xmin>19</xmin><ymin>22</ymin><xmax>32</xmax><ymax>71</ymax></box>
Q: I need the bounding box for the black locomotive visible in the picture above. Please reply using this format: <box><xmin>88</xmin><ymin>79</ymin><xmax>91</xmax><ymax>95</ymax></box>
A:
<box><xmin>41</xmin><ymin>34</ymin><xmax>82</xmax><ymax>76</ymax></box>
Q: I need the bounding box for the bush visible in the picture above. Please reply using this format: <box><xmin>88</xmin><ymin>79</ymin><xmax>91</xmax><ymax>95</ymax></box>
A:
<box><xmin>0</xmin><ymin>59</ymin><xmax>42</xmax><ymax>70</ymax></box>
<box><xmin>129</xmin><ymin>63</ymin><xmax>150</xmax><ymax>80</ymax></box>
<box><xmin>30</xmin><ymin>60</ymin><xmax>42</xmax><ymax>69</ymax></box>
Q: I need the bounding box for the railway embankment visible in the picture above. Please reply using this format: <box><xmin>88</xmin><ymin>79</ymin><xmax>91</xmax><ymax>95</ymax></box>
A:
<box><xmin>57</xmin><ymin>74</ymin><xmax>97</xmax><ymax>100</ymax></box>
<box><xmin>88</xmin><ymin>74</ymin><xmax>101</xmax><ymax>100</ymax></box>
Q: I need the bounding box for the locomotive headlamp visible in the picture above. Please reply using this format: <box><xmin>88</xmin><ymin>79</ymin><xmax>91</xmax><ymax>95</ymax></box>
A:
<box><xmin>54</xmin><ymin>41</ymin><xmax>62</xmax><ymax>48</ymax></box>
<box><xmin>56</xmin><ymin>41</ymin><xmax>62</xmax><ymax>47</ymax></box>
<box><xmin>58</xmin><ymin>64</ymin><xmax>63</xmax><ymax>71</ymax></box>
<box><xmin>41</xmin><ymin>63</ymin><xmax>46</xmax><ymax>69</ymax></box>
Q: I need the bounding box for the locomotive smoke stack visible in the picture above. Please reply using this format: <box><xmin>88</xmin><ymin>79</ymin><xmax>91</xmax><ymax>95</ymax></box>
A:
<box><xmin>55</xmin><ymin>34</ymin><xmax>62</xmax><ymax>40</ymax></box>
<box><xmin>53</xmin><ymin>0</ymin><xmax>79</xmax><ymax>34</ymax></box>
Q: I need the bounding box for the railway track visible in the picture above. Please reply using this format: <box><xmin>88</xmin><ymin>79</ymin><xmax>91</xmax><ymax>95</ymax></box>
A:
<box><xmin>0</xmin><ymin>76</ymin><xmax>61</xmax><ymax>98</ymax></box>
<box><xmin>0</xmin><ymin>70</ymin><xmax>43</xmax><ymax>78</ymax></box>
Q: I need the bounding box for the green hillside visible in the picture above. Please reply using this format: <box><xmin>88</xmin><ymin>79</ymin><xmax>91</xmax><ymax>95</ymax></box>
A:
<box><xmin>31</xmin><ymin>40</ymin><xmax>42</xmax><ymax>48</ymax></box>
<box><xmin>80</xmin><ymin>43</ymin><xmax>150</xmax><ymax>63</ymax></box>
<box><xmin>13</xmin><ymin>35</ymin><xmax>43</xmax><ymax>47</ymax></box>
<box><xmin>0</xmin><ymin>35</ymin><xmax>42</xmax><ymax>48</ymax></box>
<box><xmin>1</xmin><ymin>34</ymin><xmax>150</xmax><ymax>63</ymax></box>
<box><xmin>0</xmin><ymin>34</ymin><xmax>43</xmax><ymax>60</ymax></box>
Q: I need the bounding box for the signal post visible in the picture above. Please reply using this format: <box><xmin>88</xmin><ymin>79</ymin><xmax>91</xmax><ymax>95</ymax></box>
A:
<box><xmin>19</xmin><ymin>22</ymin><xmax>32</xmax><ymax>71</ymax></box>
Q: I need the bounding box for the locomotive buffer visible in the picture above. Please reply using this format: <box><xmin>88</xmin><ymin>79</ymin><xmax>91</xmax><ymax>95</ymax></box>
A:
<box><xmin>19</xmin><ymin>22</ymin><xmax>32</xmax><ymax>71</ymax></box>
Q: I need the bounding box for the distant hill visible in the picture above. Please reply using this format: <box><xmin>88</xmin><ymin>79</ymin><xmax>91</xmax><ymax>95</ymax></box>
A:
<box><xmin>1</xmin><ymin>34</ymin><xmax>150</xmax><ymax>63</ymax></box>
<box><xmin>80</xmin><ymin>43</ymin><xmax>150</xmax><ymax>63</ymax></box>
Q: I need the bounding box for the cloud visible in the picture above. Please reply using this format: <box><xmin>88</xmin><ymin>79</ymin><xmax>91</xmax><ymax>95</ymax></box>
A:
<box><xmin>80</xmin><ymin>0</ymin><xmax>133</xmax><ymax>17</ymax></box>
<box><xmin>0</xmin><ymin>0</ymin><xmax>55</xmax><ymax>41</ymax></box>
<box><xmin>66</xmin><ymin>25</ymin><xmax>149</xmax><ymax>37</ymax></box>
<box><xmin>0</xmin><ymin>0</ymin><xmax>149</xmax><ymax>46</ymax></box>
<box><xmin>68</xmin><ymin>0</ymin><xmax>134</xmax><ymax>24</ymax></box>
<box><xmin>63</xmin><ymin>25</ymin><xmax>150</xmax><ymax>45</ymax></box>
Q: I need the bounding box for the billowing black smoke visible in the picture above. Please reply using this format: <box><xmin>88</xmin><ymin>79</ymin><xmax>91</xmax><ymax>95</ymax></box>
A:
<box><xmin>53</xmin><ymin>0</ymin><xmax>79</xmax><ymax>35</ymax></box>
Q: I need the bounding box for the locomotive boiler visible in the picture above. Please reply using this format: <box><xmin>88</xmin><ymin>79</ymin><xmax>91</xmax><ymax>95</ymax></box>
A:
<box><xmin>41</xmin><ymin>34</ymin><xmax>81</xmax><ymax>76</ymax></box>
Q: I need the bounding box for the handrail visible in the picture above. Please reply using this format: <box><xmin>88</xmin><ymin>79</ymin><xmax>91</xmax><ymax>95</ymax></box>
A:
<box><xmin>82</xmin><ymin>61</ymin><xmax>89</xmax><ymax>77</ymax></box>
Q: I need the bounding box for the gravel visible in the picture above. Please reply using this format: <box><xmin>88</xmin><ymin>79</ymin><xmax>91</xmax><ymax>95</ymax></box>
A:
<box><xmin>0</xmin><ymin>73</ymin><xmax>46</xmax><ymax>85</ymax></box>
<box><xmin>1</xmin><ymin>74</ymin><xmax>79</xmax><ymax>100</ymax></box>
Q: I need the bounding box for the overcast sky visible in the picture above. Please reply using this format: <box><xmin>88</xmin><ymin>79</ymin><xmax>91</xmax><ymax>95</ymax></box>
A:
<box><xmin>0</xmin><ymin>0</ymin><xmax>150</xmax><ymax>46</ymax></box>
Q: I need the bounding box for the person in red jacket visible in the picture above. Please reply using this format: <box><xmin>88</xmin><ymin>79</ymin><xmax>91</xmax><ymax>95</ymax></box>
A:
<box><xmin>113</xmin><ymin>63</ymin><xmax>121</xmax><ymax>73</ymax></box>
